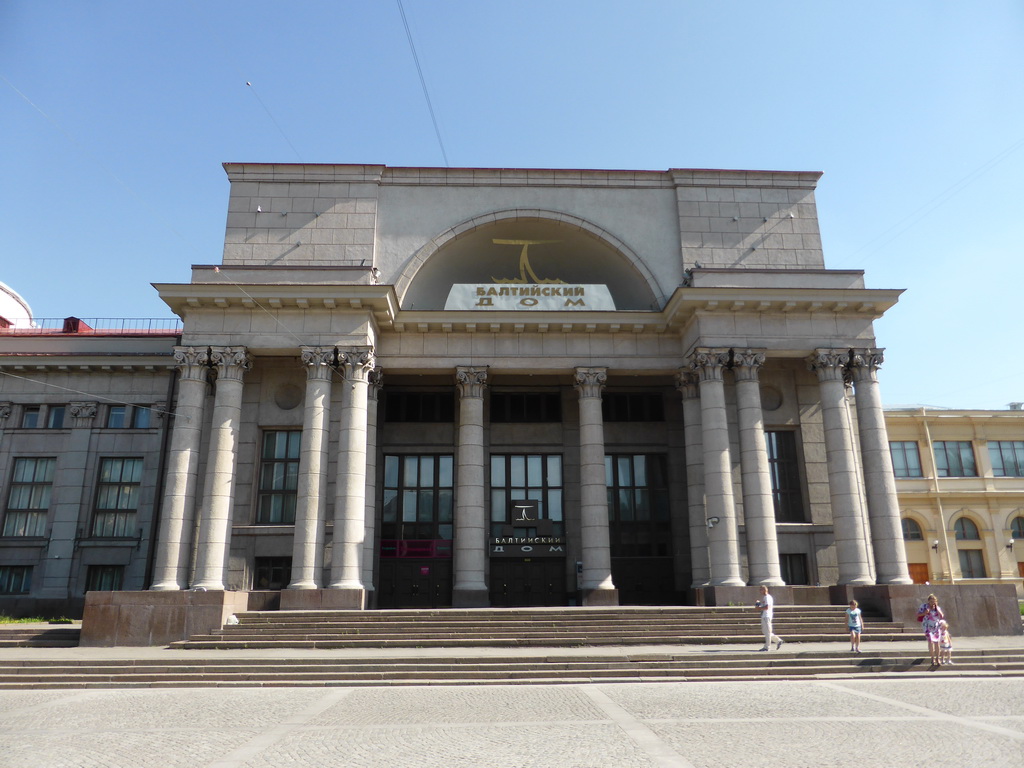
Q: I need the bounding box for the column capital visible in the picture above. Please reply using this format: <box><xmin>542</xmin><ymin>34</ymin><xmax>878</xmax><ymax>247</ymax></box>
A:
<box><xmin>209</xmin><ymin>346</ymin><xmax>253</xmax><ymax>382</ymax></box>
<box><xmin>300</xmin><ymin>346</ymin><xmax>337</xmax><ymax>381</ymax></box>
<box><xmin>807</xmin><ymin>348</ymin><xmax>850</xmax><ymax>382</ymax></box>
<box><xmin>337</xmin><ymin>347</ymin><xmax>376</xmax><ymax>383</ymax></box>
<box><xmin>849</xmin><ymin>348</ymin><xmax>885</xmax><ymax>383</ymax></box>
<box><xmin>368</xmin><ymin>367</ymin><xmax>384</xmax><ymax>400</ymax></box>
<box><xmin>455</xmin><ymin>366</ymin><xmax>488</xmax><ymax>399</ymax></box>
<box><xmin>732</xmin><ymin>349</ymin><xmax>766</xmax><ymax>382</ymax></box>
<box><xmin>0</xmin><ymin>402</ymin><xmax>10</xmax><ymax>422</ymax></box>
<box><xmin>573</xmin><ymin>367</ymin><xmax>607</xmax><ymax>399</ymax></box>
<box><xmin>674</xmin><ymin>370</ymin><xmax>700</xmax><ymax>399</ymax></box>
<box><xmin>68</xmin><ymin>401</ymin><xmax>97</xmax><ymax>427</ymax></box>
<box><xmin>687</xmin><ymin>348</ymin><xmax>731</xmax><ymax>383</ymax></box>
<box><xmin>172</xmin><ymin>346</ymin><xmax>211</xmax><ymax>381</ymax></box>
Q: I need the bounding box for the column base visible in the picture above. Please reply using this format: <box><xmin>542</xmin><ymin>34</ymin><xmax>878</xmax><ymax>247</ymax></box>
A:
<box><xmin>581</xmin><ymin>587</ymin><xmax>619</xmax><ymax>607</ymax></box>
<box><xmin>281</xmin><ymin>588</ymin><xmax>365</xmax><ymax>610</ymax></box>
<box><xmin>452</xmin><ymin>587</ymin><xmax>490</xmax><ymax>608</ymax></box>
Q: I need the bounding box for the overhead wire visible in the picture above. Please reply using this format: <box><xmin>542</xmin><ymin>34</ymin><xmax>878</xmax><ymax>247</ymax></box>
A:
<box><xmin>396</xmin><ymin>0</ymin><xmax>450</xmax><ymax>167</ymax></box>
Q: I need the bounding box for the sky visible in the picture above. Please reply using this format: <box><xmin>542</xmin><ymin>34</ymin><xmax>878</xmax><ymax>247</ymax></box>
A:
<box><xmin>2</xmin><ymin>1</ymin><xmax>1023</xmax><ymax>410</ymax></box>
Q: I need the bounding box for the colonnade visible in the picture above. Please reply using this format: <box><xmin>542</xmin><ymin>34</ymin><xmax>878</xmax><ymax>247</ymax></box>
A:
<box><xmin>150</xmin><ymin>343</ymin><xmax>910</xmax><ymax>604</ymax></box>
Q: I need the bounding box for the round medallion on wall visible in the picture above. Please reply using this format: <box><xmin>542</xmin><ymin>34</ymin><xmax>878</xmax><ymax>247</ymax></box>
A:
<box><xmin>274</xmin><ymin>383</ymin><xmax>303</xmax><ymax>410</ymax></box>
<box><xmin>760</xmin><ymin>385</ymin><xmax>783</xmax><ymax>411</ymax></box>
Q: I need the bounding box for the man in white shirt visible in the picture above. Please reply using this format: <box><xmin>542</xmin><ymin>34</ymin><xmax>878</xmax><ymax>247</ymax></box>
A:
<box><xmin>754</xmin><ymin>585</ymin><xmax>784</xmax><ymax>651</ymax></box>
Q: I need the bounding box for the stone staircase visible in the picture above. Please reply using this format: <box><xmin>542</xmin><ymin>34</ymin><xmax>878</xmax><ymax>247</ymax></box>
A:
<box><xmin>0</xmin><ymin>626</ymin><xmax>80</xmax><ymax>648</ymax></box>
<box><xmin>1</xmin><ymin>648</ymin><xmax>1022</xmax><ymax>689</ymax></box>
<box><xmin>170</xmin><ymin>606</ymin><xmax>920</xmax><ymax>650</ymax></box>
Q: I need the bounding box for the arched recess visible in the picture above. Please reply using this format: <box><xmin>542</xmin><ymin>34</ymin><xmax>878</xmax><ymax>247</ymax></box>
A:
<box><xmin>395</xmin><ymin>210</ymin><xmax>666</xmax><ymax>311</ymax></box>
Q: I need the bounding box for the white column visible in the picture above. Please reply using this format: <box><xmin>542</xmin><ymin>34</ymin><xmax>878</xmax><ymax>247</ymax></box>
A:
<box><xmin>453</xmin><ymin>366</ymin><xmax>489</xmax><ymax>607</ymax></box>
<box><xmin>328</xmin><ymin>347</ymin><xmax>374</xmax><ymax>600</ymax></box>
<box><xmin>151</xmin><ymin>347</ymin><xmax>210</xmax><ymax>590</ymax></box>
<box><xmin>574</xmin><ymin>367</ymin><xmax>618</xmax><ymax>604</ymax></box>
<box><xmin>688</xmin><ymin>349</ymin><xmax>744</xmax><ymax>587</ymax></box>
<box><xmin>850</xmin><ymin>349</ymin><xmax>912</xmax><ymax>585</ymax></box>
<box><xmin>733</xmin><ymin>350</ymin><xmax>784</xmax><ymax>586</ymax></box>
<box><xmin>675</xmin><ymin>371</ymin><xmax>709</xmax><ymax>587</ymax></box>
<box><xmin>808</xmin><ymin>349</ymin><xmax>873</xmax><ymax>585</ymax></box>
<box><xmin>361</xmin><ymin>367</ymin><xmax>383</xmax><ymax>597</ymax></box>
<box><xmin>288</xmin><ymin>347</ymin><xmax>335</xmax><ymax>590</ymax></box>
<box><xmin>192</xmin><ymin>346</ymin><xmax>252</xmax><ymax>590</ymax></box>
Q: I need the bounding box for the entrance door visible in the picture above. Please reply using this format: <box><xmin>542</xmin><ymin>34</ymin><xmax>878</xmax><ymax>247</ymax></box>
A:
<box><xmin>378</xmin><ymin>559</ymin><xmax>453</xmax><ymax>608</ymax></box>
<box><xmin>907</xmin><ymin>562</ymin><xmax>930</xmax><ymax>584</ymax></box>
<box><xmin>490</xmin><ymin>558</ymin><xmax>566</xmax><ymax>607</ymax></box>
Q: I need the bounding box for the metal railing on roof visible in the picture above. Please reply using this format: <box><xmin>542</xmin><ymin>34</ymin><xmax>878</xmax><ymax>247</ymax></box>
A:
<box><xmin>0</xmin><ymin>317</ymin><xmax>183</xmax><ymax>335</ymax></box>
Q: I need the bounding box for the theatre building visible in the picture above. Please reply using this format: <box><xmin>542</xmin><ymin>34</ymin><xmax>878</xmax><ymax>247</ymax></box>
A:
<box><xmin>2</xmin><ymin>163</ymin><xmax>920</xmax><ymax>619</ymax></box>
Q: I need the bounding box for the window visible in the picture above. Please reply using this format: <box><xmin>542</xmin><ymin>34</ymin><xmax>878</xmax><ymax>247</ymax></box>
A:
<box><xmin>253</xmin><ymin>557</ymin><xmax>291</xmax><ymax>589</ymax></box>
<box><xmin>381</xmin><ymin>455</ymin><xmax>454</xmax><ymax>556</ymax></box>
<box><xmin>953</xmin><ymin>517</ymin><xmax>981</xmax><ymax>540</ymax></box>
<box><xmin>989</xmin><ymin>441</ymin><xmax>1024</xmax><ymax>477</ymax></box>
<box><xmin>902</xmin><ymin>518</ymin><xmax>924</xmax><ymax>540</ymax></box>
<box><xmin>933</xmin><ymin>441</ymin><xmax>976</xmax><ymax>477</ymax></box>
<box><xmin>3</xmin><ymin>457</ymin><xmax>56</xmax><ymax>537</ymax></box>
<box><xmin>46</xmin><ymin>406</ymin><xmax>66</xmax><ymax>429</ymax></box>
<box><xmin>0</xmin><ymin>565</ymin><xmax>32</xmax><ymax>594</ymax></box>
<box><xmin>384</xmin><ymin>392</ymin><xmax>454</xmax><ymax>422</ymax></box>
<box><xmin>92</xmin><ymin>458</ymin><xmax>143</xmax><ymax>537</ymax></box>
<box><xmin>766</xmin><ymin>431</ymin><xmax>805</xmax><ymax>522</ymax></box>
<box><xmin>1012</xmin><ymin>516</ymin><xmax>1024</xmax><ymax>540</ymax></box>
<box><xmin>779</xmin><ymin>553</ymin><xmax>810</xmax><ymax>585</ymax></box>
<box><xmin>490</xmin><ymin>454</ymin><xmax>563</xmax><ymax>538</ymax></box>
<box><xmin>106</xmin><ymin>405</ymin><xmax>127</xmax><ymax>429</ymax></box>
<box><xmin>490</xmin><ymin>393</ymin><xmax>561</xmax><ymax>423</ymax></box>
<box><xmin>130</xmin><ymin>406</ymin><xmax>152</xmax><ymax>429</ymax></box>
<box><xmin>85</xmin><ymin>564</ymin><xmax>124</xmax><ymax>592</ymax></box>
<box><xmin>958</xmin><ymin>549</ymin><xmax>987</xmax><ymax>578</ymax></box>
<box><xmin>256</xmin><ymin>431</ymin><xmax>301</xmax><ymax>524</ymax></box>
<box><xmin>889</xmin><ymin>441</ymin><xmax>923</xmax><ymax>478</ymax></box>
<box><xmin>21</xmin><ymin>406</ymin><xmax>39</xmax><ymax>428</ymax></box>
<box><xmin>605</xmin><ymin>454</ymin><xmax>671</xmax><ymax>557</ymax></box>
<box><xmin>602</xmin><ymin>393</ymin><xmax>664</xmax><ymax>422</ymax></box>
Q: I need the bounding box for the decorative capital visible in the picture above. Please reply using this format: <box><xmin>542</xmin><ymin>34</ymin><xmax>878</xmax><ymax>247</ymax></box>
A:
<box><xmin>455</xmin><ymin>366</ymin><xmax>488</xmax><ymax>399</ymax></box>
<box><xmin>367</xmin><ymin>367</ymin><xmax>384</xmax><ymax>400</ymax></box>
<box><xmin>337</xmin><ymin>347</ymin><xmax>376</xmax><ymax>383</ymax></box>
<box><xmin>68</xmin><ymin>401</ymin><xmax>97</xmax><ymax>425</ymax></box>
<box><xmin>674</xmin><ymin>371</ymin><xmax>699</xmax><ymax>400</ymax></box>
<box><xmin>807</xmin><ymin>348</ymin><xmax>850</xmax><ymax>382</ymax></box>
<box><xmin>209</xmin><ymin>346</ymin><xmax>253</xmax><ymax>382</ymax></box>
<box><xmin>300</xmin><ymin>346</ymin><xmax>337</xmax><ymax>381</ymax></box>
<box><xmin>849</xmin><ymin>348</ymin><xmax>884</xmax><ymax>383</ymax></box>
<box><xmin>172</xmin><ymin>346</ymin><xmax>211</xmax><ymax>381</ymax></box>
<box><xmin>0</xmin><ymin>402</ymin><xmax>10</xmax><ymax>421</ymax></box>
<box><xmin>687</xmin><ymin>348</ymin><xmax>731</xmax><ymax>383</ymax></box>
<box><xmin>732</xmin><ymin>349</ymin><xmax>766</xmax><ymax>382</ymax></box>
<box><xmin>573</xmin><ymin>367</ymin><xmax>607</xmax><ymax>399</ymax></box>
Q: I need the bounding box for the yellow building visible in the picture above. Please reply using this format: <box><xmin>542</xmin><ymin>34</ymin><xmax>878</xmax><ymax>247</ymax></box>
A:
<box><xmin>888</xmin><ymin>407</ymin><xmax>1024</xmax><ymax>593</ymax></box>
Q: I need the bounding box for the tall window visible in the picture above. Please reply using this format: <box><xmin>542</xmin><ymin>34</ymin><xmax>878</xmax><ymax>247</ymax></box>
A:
<box><xmin>0</xmin><ymin>566</ymin><xmax>32</xmax><ymax>594</ymax></box>
<box><xmin>902</xmin><ymin>518</ymin><xmax>924</xmax><ymax>540</ymax></box>
<box><xmin>989</xmin><ymin>441</ymin><xmax>1024</xmax><ymax>477</ymax></box>
<box><xmin>381</xmin><ymin>455</ymin><xmax>454</xmax><ymax>557</ymax></box>
<box><xmin>933</xmin><ymin>441</ymin><xmax>977</xmax><ymax>477</ymax></box>
<box><xmin>85</xmin><ymin>564</ymin><xmax>124</xmax><ymax>592</ymax></box>
<box><xmin>605</xmin><ymin>454</ymin><xmax>670</xmax><ymax>557</ymax></box>
<box><xmin>953</xmin><ymin>517</ymin><xmax>981</xmax><ymax>540</ymax></box>
<box><xmin>92</xmin><ymin>458</ymin><xmax>143</xmax><ymax>537</ymax></box>
<box><xmin>889</xmin><ymin>441</ymin><xmax>923</xmax><ymax>478</ymax></box>
<box><xmin>3</xmin><ymin>457</ymin><xmax>56</xmax><ymax>537</ymax></box>
<box><xmin>958</xmin><ymin>549</ymin><xmax>987</xmax><ymax>578</ymax></box>
<box><xmin>490</xmin><ymin>454</ymin><xmax>563</xmax><ymax>538</ymax></box>
<box><xmin>257</xmin><ymin>431</ymin><xmax>301</xmax><ymax>524</ymax></box>
<box><xmin>766</xmin><ymin>431</ymin><xmax>804</xmax><ymax>522</ymax></box>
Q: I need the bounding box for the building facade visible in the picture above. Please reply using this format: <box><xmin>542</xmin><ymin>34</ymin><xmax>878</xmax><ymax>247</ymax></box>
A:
<box><xmin>2</xmin><ymin>163</ymin><xmax>921</xmax><ymax>615</ymax></box>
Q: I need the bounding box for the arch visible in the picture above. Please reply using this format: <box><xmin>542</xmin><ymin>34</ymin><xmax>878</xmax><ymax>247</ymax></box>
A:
<box><xmin>901</xmin><ymin>517</ymin><xmax>924</xmax><ymax>541</ymax></box>
<box><xmin>953</xmin><ymin>516</ymin><xmax>981</xmax><ymax>540</ymax></box>
<box><xmin>395</xmin><ymin>209</ymin><xmax>667</xmax><ymax>310</ymax></box>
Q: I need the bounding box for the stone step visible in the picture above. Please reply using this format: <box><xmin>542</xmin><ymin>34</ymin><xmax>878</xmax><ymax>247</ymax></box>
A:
<box><xmin>0</xmin><ymin>627</ymin><xmax>81</xmax><ymax>648</ymax></box>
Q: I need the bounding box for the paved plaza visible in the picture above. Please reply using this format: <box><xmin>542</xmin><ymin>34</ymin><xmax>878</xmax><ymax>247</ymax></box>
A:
<box><xmin>1</xmin><ymin>676</ymin><xmax>1022</xmax><ymax>767</ymax></box>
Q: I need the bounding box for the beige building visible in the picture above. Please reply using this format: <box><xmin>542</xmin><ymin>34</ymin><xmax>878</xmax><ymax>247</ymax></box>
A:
<box><xmin>888</xmin><ymin>407</ymin><xmax>1024</xmax><ymax>593</ymax></box>
<box><xmin>2</xmin><ymin>163</ymin><xmax>919</xmax><ymax>617</ymax></box>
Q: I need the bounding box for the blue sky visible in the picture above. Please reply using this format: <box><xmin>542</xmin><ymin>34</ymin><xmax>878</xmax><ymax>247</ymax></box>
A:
<box><xmin>2</xmin><ymin>1</ymin><xmax>1022</xmax><ymax>409</ymax></box>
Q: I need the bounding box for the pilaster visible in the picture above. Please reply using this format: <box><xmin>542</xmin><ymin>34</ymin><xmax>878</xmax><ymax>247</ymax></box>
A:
<box><xmin>675</xmin><ymin>371</ymin><xmax>709</xmax><ymax>587</ymax></box>
<box><xmin>453</xmin><ymin>366</ymin><xmax>489</xmax><ymax>607</ymax></box>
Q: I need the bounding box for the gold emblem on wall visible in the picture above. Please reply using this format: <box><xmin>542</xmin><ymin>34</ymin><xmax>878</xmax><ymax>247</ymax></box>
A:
<box><xmin>491</xmin><ymin>239</ymin><xmax>566</xmax><ymax>284</ymax></box>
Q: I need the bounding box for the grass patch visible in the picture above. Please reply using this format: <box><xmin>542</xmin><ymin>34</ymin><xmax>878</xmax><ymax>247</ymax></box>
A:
<box><xmin>0</xmin><ymin>614</ymin><xmax>74</xmax><ymax>624</ymax></box>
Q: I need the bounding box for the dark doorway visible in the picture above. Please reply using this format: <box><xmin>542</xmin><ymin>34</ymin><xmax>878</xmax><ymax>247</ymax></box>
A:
<box><xmin>378</xmin><ymin>559</ymin><xmax>452</xmax><ymax>608</ymax></box>
<box><xmin>490</xmin><ymin>558</ymin><xmax>566</xmax><ymax>607</ymax></box>
<box><xmin>611</xmin><ymin>557</ymin><xmax>677</xmax><ymax>604</ymax></box>
<box><xmin>779</xmin><ymin>553</ymin><xmax>810</xmax><ymax>586</ymax></box>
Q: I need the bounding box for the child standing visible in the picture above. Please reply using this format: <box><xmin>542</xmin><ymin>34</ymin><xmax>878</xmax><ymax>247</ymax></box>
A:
<box><xmin>939</xmin><ymin>620</ymin><xmax>954</xmax><ymax>665</ymax></box>
<box><xmin>846</xmin><ymin>600</ymin><xmax>864</xmax><ymax>653</ymax></box>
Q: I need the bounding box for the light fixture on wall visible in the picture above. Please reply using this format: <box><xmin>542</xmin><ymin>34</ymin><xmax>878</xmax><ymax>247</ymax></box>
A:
<box><xmin>707</xmin><ymin>516</ymin><xmax>721</xmax><ymax>529</ymax></box>
<box><xmin>1008</xmin><ymin>539</ymin><xmax>1015</xmax><ymax>551</ymax></box>
<box><xmin>931</xmin><ymin>540</ymin><xmax>940</xmax><ymax>551</ymax></box>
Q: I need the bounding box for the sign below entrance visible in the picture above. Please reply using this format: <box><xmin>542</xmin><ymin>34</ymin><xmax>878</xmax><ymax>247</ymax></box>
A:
<box><xmin>444</xmin><ymin>284</ymin><xmax>616</xmax><ymax>311</ymax></box>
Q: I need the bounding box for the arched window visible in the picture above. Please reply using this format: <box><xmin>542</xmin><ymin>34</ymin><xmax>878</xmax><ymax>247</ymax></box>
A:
<box><xmin>954</xmin><ymin>518</ymin><xmax>981</xmax><ymax>540</ymax></box>
<box><xmin>1011</xmin><ymin>516</ymin><xmax>1024</xmax><ymax>540</ymax></box>
<box><xmin>901</xmin><ymin>518</ymin><xmax>923</xmax><ymax>540</ymax></box>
